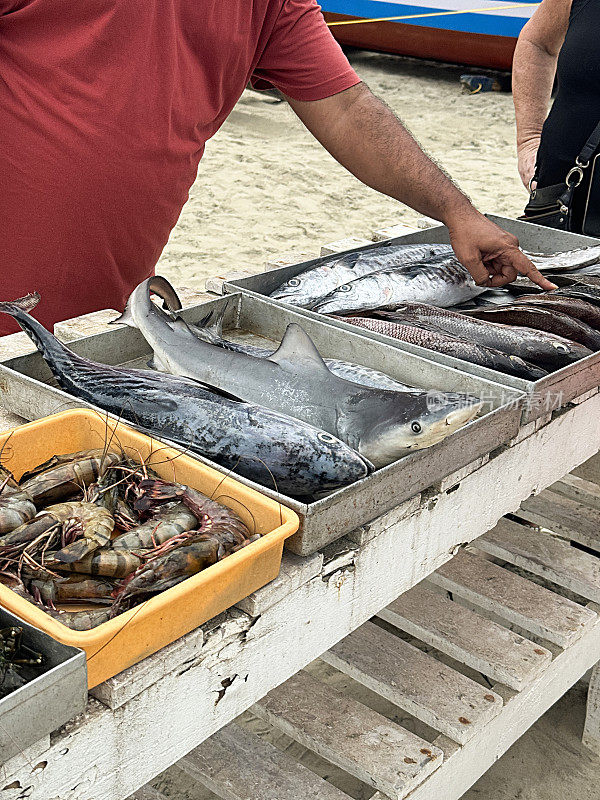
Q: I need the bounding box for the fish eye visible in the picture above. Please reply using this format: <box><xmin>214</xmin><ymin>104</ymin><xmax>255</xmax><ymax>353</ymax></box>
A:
<box><xmin>339</xmin><ymin>284</ymin><xmax>353</xmax><ymax>293</ymax></box>
<box><xmin>411</xmin><ymin>421</ymin><xmax>422</xmax><ymax>434</ymax></box>
<box><xmin>553</xmin><ymin>343</ymin><xmax>569</xmax><ymax>352</ymax></box>
<box><xmin>287</xmin><ymin>278</ymin><xmax>301</xmax><ymax>288</ymax></box>
<box><xmin>317</xmin><ymin>432</ymin><xmax>337</xmax><ymax>443</ymax></box>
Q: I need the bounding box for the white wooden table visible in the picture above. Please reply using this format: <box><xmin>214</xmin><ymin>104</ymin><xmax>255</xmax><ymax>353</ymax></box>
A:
<box><xmin>0</xmin><ymin>302</ymin><xmax>599</xmax><ymax>800</ymax></box>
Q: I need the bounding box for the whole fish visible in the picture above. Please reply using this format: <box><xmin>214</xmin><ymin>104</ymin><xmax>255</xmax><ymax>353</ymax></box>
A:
<box><xmin>462</xmin><ymin>305</ymin><xmax>599</xmax><ymax>352</ymax></box>
<box><xmin>525</xmin><ymin>246</ymin><xmax>600</xmax><ymax>272</ymax></box>
<box><xmin>187</xmin><ymin>306</ymin><xmax>415</xmax><ymax>392</ymax></box>
<box><xmin>0</xmin><ymin>295</ymin><xmax>372</xmax><ymax>497</ymax></box>
<box><xmin>508</xmin><ymin>294</ymin><xmax>600</xmax><ymax>330</ymax></box>
<box><xmin>333</xmin><ymin>315</ymin><xmax>549</xmax><ymax>380</ymax></box>
<box><xmin>312</xmin><ymin>256</ymin><xmax>487</xmax><ymax>315</ymax></box>
<box><xmin>115</xmin><ymin>278</ymin><xmax>482</xmax><ymax>468</ymax></box>
<box><xmin>554</xmin><ymin>285</ymin><xmax>600</xmax><ymax>308</ymax></box>
<box><xmin>270</xmin><ymin>244</ymin><xmax>452</xmax><ymax>308</ymax></box>
<box><xmin>379</xmin><ymin>303</ymin><xmax>600</xmax><ymax>364</ymax></box>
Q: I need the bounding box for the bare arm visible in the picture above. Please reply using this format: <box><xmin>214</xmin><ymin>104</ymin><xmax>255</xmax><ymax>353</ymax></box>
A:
<box><xmin>287</xmin><ymin>83</ymin><xmax>555</xmax><ymax>290</ymax></box>
<box><xmin>512</xmin><ymin>0</ymin><xmax>572</xmax><ymax>187</ymax></box>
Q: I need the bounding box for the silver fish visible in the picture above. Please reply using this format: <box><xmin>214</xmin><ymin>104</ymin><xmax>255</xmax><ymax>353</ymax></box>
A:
<box><xmin>270</xmin><ymin>244</ymin><xmax>452</xmax><ymax>308</ymax></box>
<box><xmin>526</xmin><ymin>246</ymin><xmax>600</xmax><ymax>272</ymax></box>
<box><xmin>116</xmin><ymin>278</ymin><xmax>482</xmax><ymax>468</ymax></box>
<box><xmin>312</xmin><ymin>256</ymin><xmax>487</xmax><ymax>315</ymax></box>
<box><xmin>335</xmin><ymin>315</ymin><xmax>549</xmax><ymax>381</ymax></box>
<box><xmin>381</xmin><ymin>303</ymin><xmax>598</xmax><ymax>366</ymax></box>
<box><xmin>186</xmin><ymin>306</ymin><xmax>415</xmax><ymax>392</ymax></box>
<box><xmin>0</xmin><ymin>294</ymin><xmax>372</xmax><ymax>497</ymax></box>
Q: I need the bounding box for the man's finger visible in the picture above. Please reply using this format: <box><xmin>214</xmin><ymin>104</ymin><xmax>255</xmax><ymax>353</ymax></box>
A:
<box><xmin>461</xmin><ymin>256</ymin><xmax>493</xmax><ymax>287</ymax></box>
<box><xmin>510</xmin><ymin>249</ymin><xmax>557</xmax><ymax>291</ymax></box>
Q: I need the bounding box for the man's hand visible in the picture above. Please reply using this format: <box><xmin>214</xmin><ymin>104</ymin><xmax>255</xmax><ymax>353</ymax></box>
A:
<box><xmin>447</xmin><ymin>208</ymin><xmax>557</xmax><ymax>290</ymax></box>
<box><xmin>287</xmin><ymin>83</ymin><xmax>555</xmax><ymax>292</ymax></box>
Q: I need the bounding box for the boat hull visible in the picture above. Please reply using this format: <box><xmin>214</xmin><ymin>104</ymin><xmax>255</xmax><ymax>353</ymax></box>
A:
<box><xmin>325</xmin><ymin>12</ymin><xmax>518</xmax><ymax>70</ymax></box>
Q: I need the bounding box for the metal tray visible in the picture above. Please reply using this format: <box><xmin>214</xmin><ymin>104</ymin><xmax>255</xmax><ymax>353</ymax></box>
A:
<box><xmin>226</xmin><ymin>215</ymin><xmax>600</xmax><ymax>424</ymax></box>
<box><xmin>0</xmin><ymin>293</ymin><xmax>523</xmax><ymax>555</ymax></box>
<box><xmin>0</xmin><ymin>606</ymin><xmax>86</xmax><ymax>764</ymax></box>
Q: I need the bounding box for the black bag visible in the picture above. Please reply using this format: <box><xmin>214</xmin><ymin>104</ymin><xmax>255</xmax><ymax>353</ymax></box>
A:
<box><xmin>520</xmin><ymin>119</ymin><xmax>600</xmax><ymax>237</ymax></box>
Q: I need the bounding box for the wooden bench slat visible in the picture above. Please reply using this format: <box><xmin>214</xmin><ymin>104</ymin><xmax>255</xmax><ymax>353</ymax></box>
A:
<box><xmin>253</xmin><ymin>669</ymin><xmax>443</xmax><ymax>800</ymax></box>
<box><xmin>517</xmin><ymin>490</ymin><xmax>600</xmax><ymax>550</ymax></box>
<box><xmin>321</xmin><ymin>622</ymin><xmax>502</xmax><ymax>745</ymax></box>
<box><xmin>179</xmin><ymin>723</ymin><xmax>352</xmax><ymax>800</ymax></box>
<box><xmin>478</xmin><ymin>517</ymin><xmax>600</xmax><ymax>604</ymax></box>
<box><xmin>430</xmin><ymin>550</ymin><xmax>594</xmax><ymax>647</ymax></box>
<box><xmin>549</xmin><ymin>474</ymin><xmax>600</xmax><ymax>512</ymax></box>
<box><xmin>378</xmin><ymin>583</ymin><xmax>552</xmax><ymax>690</ymax></box>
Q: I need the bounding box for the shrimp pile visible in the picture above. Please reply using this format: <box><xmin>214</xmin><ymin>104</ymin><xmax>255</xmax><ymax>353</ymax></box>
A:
<box><xmin>0</xmin><ymin>450</ymin><xmax>256</xmax><ymax>630</ymax></box>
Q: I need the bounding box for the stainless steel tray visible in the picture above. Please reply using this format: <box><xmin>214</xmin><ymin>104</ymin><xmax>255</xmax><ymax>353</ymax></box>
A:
<box><xmin>0</xmin><ymin>293</ymin><xmax>523</xmax><ymax>555</ymax></box>
<box><xmin>226</xmin><ymin>215</ymin><xmax>600</xmax><ymax>424</ymax></box>
<box><xmin>0</xmin><ymin>607</ymin><xmax>86</xmax><ymax>764</ymax></box>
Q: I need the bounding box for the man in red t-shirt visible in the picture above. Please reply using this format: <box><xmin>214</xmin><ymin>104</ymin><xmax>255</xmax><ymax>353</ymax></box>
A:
<box><xmin>0</xmin><ymin>0</ymin><xmax>553</xmax><ymax>335</ymax></box>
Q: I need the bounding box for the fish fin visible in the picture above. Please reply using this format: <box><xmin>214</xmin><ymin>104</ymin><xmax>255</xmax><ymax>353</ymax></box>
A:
<box><xmin>110</xmin><ymin>303</ymin><xmax>136</xmax><ymax>328</ymax></box>
<box><xmin>0</xmin><ymin>293</ymin><xmax>41</xmax><ymax>316</ymax></box>
<box><xmin>179</xmin><ymin>376</ymin><xmax>246</xmax><ymax>402</ymax></box>
<box><xmin>190</xmin><ymin>305</ymin><xmax>226</xmax><ymax>343</ymax></box>
<box><xmin>148</xmin><ymin>276</ymin><xmax>183</xmax><ymax>312</ymax></box>
<box><xmin>268</xmin><ymin>323</ymin><xmax>330</xmax><ymax>373</ymax></box>
<box><xmin>147</xmin><ymin>354</ymin><xmax>169</xmax><ymax>371</ymax></box>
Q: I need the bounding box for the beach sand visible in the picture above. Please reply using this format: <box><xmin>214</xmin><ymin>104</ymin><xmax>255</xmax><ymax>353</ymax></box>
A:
<box><xmin>157</xmin><ymin>50</ymin><xmax>529</xmax><ymax>290</ymax></box>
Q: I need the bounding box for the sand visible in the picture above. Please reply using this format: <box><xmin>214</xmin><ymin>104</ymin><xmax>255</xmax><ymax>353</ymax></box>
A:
<box><xmin>156</xmin><ymin>50</ymin><xmax>529</xmax><ymax>291</ymax></box>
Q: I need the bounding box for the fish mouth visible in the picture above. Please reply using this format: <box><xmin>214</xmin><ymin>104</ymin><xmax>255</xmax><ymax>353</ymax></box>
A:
<box><xmin>414</xmin><ymin>400</ymin><xmax>482</xmax><ymax>449</ymax></box>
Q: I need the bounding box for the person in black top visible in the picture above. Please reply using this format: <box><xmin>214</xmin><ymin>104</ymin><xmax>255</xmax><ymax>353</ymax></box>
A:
<box><xmin>513</xmin><ymin>0</ymin><xmax>598</xmax><ymax>228</ymax></box>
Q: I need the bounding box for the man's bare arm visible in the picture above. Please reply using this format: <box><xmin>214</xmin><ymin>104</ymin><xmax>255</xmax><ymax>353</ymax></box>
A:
<box><xmin>287</xmin><ymin>82</ymin><xmax>555</xmax><ymax>290</ymax></box>
<box><xmin>512</xmin><ymin>0</ymin><xmax>572</xmax><ymax>187</ymax></box>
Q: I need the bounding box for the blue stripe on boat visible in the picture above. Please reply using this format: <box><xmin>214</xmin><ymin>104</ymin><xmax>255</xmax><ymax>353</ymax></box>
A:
<box><xmin>322</xmin><ymin>1</ymin><xmax>540</xmax><ymax>37</ymax></box>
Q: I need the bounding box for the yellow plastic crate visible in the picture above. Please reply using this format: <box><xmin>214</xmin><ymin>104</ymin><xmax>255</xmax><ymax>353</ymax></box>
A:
<box><xmin>0</xmin><ymin>409</ymin><xmax>299</xmax><ymax>687</ymax></box>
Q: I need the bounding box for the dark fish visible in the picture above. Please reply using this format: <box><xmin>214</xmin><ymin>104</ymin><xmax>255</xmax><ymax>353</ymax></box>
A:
<box><xmin>0</xmin><ymin>295</ymin><xmax>372</xmax><ymax>497</ymax></box>
<box><xmin>463</xmin><ymin>305</ymin><xmax>599</xmax><ymax>352</ymax></box>
<box><xmin>554</xmin><ymin>285</ymin><xmax>600</xmax><ymax>308</ymax></box>
<box><xmin>333</xmin><ymin>315</ymin><xmax>548</xmax><ymax>380</ymax></box>
<box><xmin>509</xmin><ymin>294</ymin><xmax>600</xmax><ymax>330</ymax></box>
<box><xmin>376</xmin><ymin>302</ymin><xmax>599</xmax><ymax>366</ymax></box>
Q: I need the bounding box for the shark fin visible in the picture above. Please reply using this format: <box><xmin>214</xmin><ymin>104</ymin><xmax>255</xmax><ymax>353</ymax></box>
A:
<box><xmin>268</xmin><ymin>324</ymin><xmax>330</xmax><ymax>373</ymax></box>
<box><xmin>109</xmin><ymin>303</ymin><xmax>136</xmax><ymax>328</ymax></box>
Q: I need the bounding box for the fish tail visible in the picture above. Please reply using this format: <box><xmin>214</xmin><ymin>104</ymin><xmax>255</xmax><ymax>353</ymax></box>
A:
<box><xmin>148</xmin><ymin>276</ymin><xmax>183</xmax><ymax>312</ymax></box>
<box><xmin>0</xmin><ymin>293</ymin><xmax>41</xmax><ymax>317</ymax></box>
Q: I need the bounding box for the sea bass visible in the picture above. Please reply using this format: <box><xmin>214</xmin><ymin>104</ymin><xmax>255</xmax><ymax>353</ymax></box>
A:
<box><xmin>380</xmin><ymin>303</ymin><xmax>600</xmax><ymax>366</ymax></box>
<box><xmin>312</xmin><ymin>256</ymin><xmax>487</xmax><ymax>315</ymax></box>
<box><xmin>116</xmin><ymin>278</ymin><xmax>482</xmax><ymax>468</ymax></box>
<box><xmin>270</xmin><ymin>244</ymin><xmax>452</xmax><ymax>308</ymax></box>
<box><xmin>463</xmin><ymin>305</ymin><xmax>598</xmax><ymax>352</ymax></box>
<box><xmin>333</xmin><ymin>315</ymin><xmax>549</xmax><ymax>380</ymax></box>
<box><xmin>0</xmin><ymin>295</ymin><xmax>372</xmax><ymax>497</ymax></box>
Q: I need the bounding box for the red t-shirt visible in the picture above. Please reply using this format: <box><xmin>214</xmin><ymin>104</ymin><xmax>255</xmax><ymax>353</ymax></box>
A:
<box><xmin>0</xmin><ymin>1</ymin><xmax>359</xmax><ymax>335</ymax></box>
